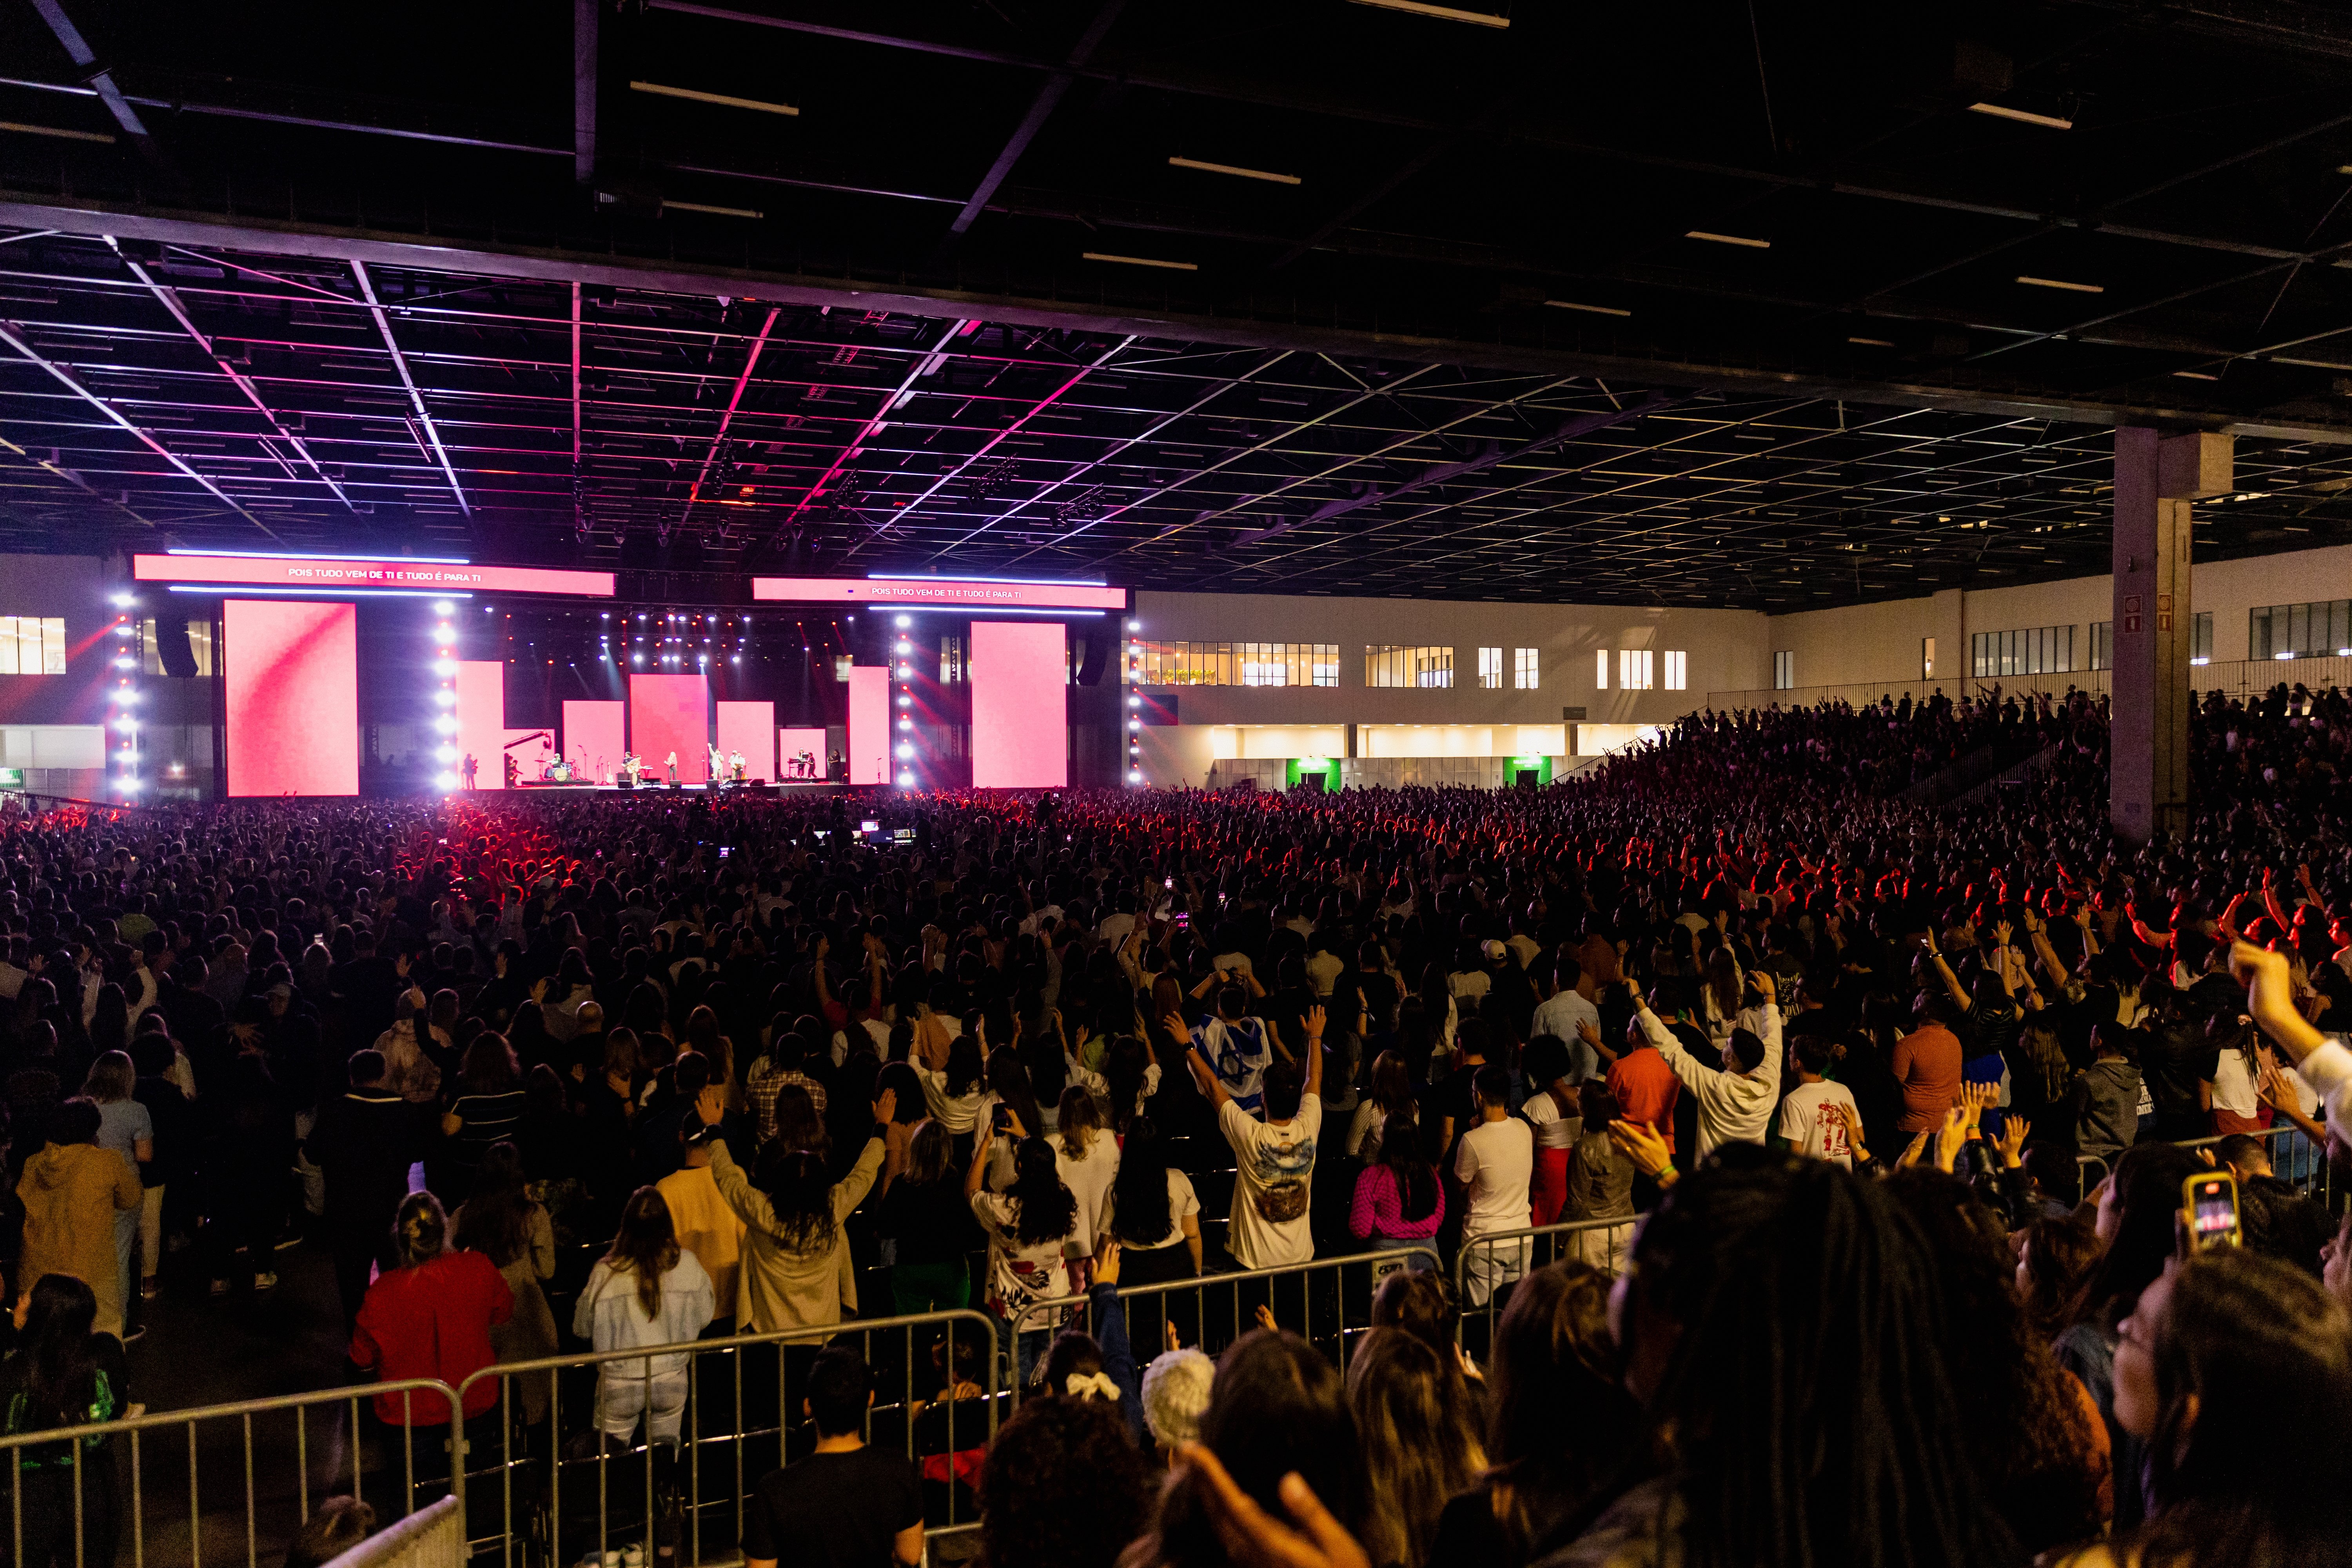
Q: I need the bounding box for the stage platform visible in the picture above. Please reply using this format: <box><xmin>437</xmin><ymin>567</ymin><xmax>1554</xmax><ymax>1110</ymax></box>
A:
<box><xmin>498</xmin><ymin>778</ymin><xmax>851</xmax><ymax>794</ymax></box>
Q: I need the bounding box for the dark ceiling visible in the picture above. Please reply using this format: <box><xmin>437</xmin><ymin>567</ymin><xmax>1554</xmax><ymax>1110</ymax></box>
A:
<box><xmin>9</xmin><ymin>0</ymin><xmax>2352</xmax><ymax>607</ymax></box>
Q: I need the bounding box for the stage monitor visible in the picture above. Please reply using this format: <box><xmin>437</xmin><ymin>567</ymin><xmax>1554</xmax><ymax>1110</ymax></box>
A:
<box><xmin>223</xmin><ymin>598</ymin><xmax>359</xmax><ymax>797</ymax></box>
<box><xmin>777</xmin><ymin>727</ymin><xmax>828</xmax><ymax>781</ymax></box>
<box><xmin>454</xmin><ymin>661</ymin><xmax>505</xmax><ymax>790</ymax></box>
<box><xmin>971</xmin><ymin>621</ymin><xmax>1067</xmax><ymax>789</ymax></box>
<box><xmin>846</xmin><ymin>667</ymin><xmax>891</xmax><ymax>785</ymax></box>
<box><xmin>563</xmin><ymin>700</ymin><xmax>625</xmax><ymax>783</ymax></box>
<box><xmin>629</xmin><ymin>674</ymin><xmax>710</xmax><ymax>783</ymax></box>
<box><xmin>715</xmin><ymin>701</ymin><xmax>775</xmax><ymax>780</ymax></box>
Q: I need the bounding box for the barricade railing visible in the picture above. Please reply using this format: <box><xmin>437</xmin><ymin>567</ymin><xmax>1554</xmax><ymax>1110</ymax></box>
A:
<box><xmin>2075</xmin><ymin>1153</ymin><xmax>2111</xmax><ymax>1198</ymax></box>
<box><xmin>450</xmin><ymin>1308</ymin><xmax>997</xmax><ymax>1566</ymax></box>
<box><xmin>0</xmin><ymin>1377</ymin><xmax>462</xmax><ymax>1568</ymax></box>
<box><xmin>1452</xmin><ymin>1219</ymin><xmax>1634</xmax><ymax>1356</ymax></box>
<box><xmin>1005</xmin><ymin>1248</ymin><xmax>1439</xmax><ymax>1404</ymax></box>
<box><xmin>320</xmin><ymin>1494</ymin><xmax>461</xmax><ymax>1568</ymax></box>
<box><xmin>2170</xmin><ymin>1123</ymin><xmax>2333</xmax><ymax>1203</ymax></box>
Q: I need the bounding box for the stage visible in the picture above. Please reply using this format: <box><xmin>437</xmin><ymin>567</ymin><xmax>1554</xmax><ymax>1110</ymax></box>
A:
<box><xmin>501</xmin><ymin>777</ymin><xmax>849</xmax><ymax>794</ymax></box>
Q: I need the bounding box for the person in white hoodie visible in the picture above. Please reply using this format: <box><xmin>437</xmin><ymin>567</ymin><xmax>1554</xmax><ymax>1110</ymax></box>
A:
<box><xmin>1634</xmin><ymin>969</ymin><xmax>1783</xmax><ymax>1157</ymax></box>
<box><xmin>572</xmin><ymin>1187</ymin><xmax>716</xmax><ymax>1450</ymax></box>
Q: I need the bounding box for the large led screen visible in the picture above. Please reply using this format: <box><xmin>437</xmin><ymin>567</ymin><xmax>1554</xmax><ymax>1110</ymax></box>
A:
<box><xmin>971</xmin><ymin>621</ymin><xmax>1067</xmax><ymax>788</ymax></box>
<box><xmin>563</xmin><ymin>700</ymin><xmax>626</xmax><ymax>783</ymax></box>
<box><xmin>223</xmin><ymin>598</ymin><xmax>359</xmax><ymax>797</ymax></box>
<box><xmin>629</xmin><ymin>675</ymin><xmax>710</xmax><ymax>784</ymax></box>
<box><xmin>846</xmin><ymin>667</ymin><xmax>891</xmax><ymax>785</ymax></box>
<box><xmin>715</xmin><ymin>701</ymin><xmax>775</xmax><ymax>781</ymax></box>
<box><xmin>454</xmin><ymin>661</ymin><xmax>505</xmax><ymax>790</ymax></box>
<box><xmin>777</xmin><ymin>727</ymin><xmax>828</xmax><ymax>781</ymax></box>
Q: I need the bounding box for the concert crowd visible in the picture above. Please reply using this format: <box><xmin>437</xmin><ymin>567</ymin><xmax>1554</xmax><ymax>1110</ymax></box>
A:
<box><xmin>0</xmin><ymin>679</ymin><xmax>2346</xmax><ymax>1568</ymax></box>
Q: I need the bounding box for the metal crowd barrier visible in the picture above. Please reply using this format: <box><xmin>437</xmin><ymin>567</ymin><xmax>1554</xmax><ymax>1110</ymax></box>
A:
<box><xmin>1005</xmin><ymin>1248</ymin><xmax>1439</xmax><ymax>1403</ymax></box>
<box><xmin>2075</xmin><ymin>1154</ymin><xmax>2111</xmax><ymax>1198</ymax></box>
<box><xmin>2172</xmin><ymin>1122</ymin><xmax>2334</xmax><ymax>1202</ymax></box>
<box><xmin>0</xmin><ymin>1377</ymin><xmax>463</xmax><ymax>1568</ymax></box>
<box><xmin>321</xmin><ymin>1494</ymin><xmax>462</xmax><ymax>1568</ymax></box>
<box><xmin>450</xmin><ymin>1309</ymin><xmax>998</xmax><ymax>1567</ymax></box>
<box><xmin>1452</xmin><ymin>1219</ymin><xmax>1634</xmax><ymax>1356</ymax></box>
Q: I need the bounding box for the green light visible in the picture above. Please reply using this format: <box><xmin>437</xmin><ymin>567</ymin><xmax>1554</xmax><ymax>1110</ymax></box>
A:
<box><xmin>1296</xmin><ymin>757</ymin><xmax>1330</xmax><ymax>768</ymax></box>
<box><xmin>1510</xmin><ymin>755</ymin><xmax>1542</xmax><ymax>766</ymax></box>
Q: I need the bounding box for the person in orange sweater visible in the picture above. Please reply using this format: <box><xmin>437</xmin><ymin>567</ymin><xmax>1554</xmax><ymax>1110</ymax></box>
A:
<box><xmin>1892</xmin><ymin>991</ymin><xmax>1966</xmax><ymax>1136</ymax></box>
<box><xmin>16</xmin><ymin>1098</ymin><xmax>141</xmax><ymax>1339</ymax></box>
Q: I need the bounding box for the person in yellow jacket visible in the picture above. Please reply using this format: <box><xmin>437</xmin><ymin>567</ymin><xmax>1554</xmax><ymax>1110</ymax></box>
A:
<box><xmin>691</xmin><ymin>1083</ymin><xmax>889</xmax><ymax>1331</ymax></box>
<box><xmin>16</xmin><ymin>1098</ymin><xmax>141</xmax><ymax>1339</ymax></box>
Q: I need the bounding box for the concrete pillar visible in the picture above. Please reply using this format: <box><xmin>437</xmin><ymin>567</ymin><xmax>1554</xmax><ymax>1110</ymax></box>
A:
<box><xmin>2111</xmin><ymin>429</ymin><xmax>2231</xmax><ymax>843</ymax></box>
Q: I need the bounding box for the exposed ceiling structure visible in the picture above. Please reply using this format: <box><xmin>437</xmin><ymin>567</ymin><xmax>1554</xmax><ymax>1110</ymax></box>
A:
<box><xmin>8</xmin><ymin>0</ymin><xmax>2352</xmax><ymax>607</ymax></box>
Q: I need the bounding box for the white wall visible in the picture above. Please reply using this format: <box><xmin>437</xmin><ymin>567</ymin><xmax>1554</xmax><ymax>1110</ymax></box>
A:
<box><xmin>1127</xmin><ymin>590</ymin><xmax>1768</xmax><ymax>781</ymax></box>
<box><xmin>1757</xmin><ymin>543</ymin><xmax>2352</xmax><ymax>698</ymax></box>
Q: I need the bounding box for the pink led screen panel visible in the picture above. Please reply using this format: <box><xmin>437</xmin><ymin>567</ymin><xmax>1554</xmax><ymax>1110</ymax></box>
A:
<box><xmin>971</xmin><ymin>621</ymin><xmax>1067</xmax><ymax>788</ymax></box>
<box><xmin>846</xmin><ymin>667</ymin><xmax>891</xmax><ymax>785</ymax></box>
<box><xmin>715</xmin><ymin>701</ymin><xmax>775</xmax><ymax>780</ymax></box>
<box><xmin>223</xmin><ymin>598</ymin><xmax>359</xmax><ymax>797</ymax></box>
<box><xmin>454</xmin><ymin>661</ymin><xmax>505</xmax><ymax>790</ymax></box>
<box><xmin>777</xmin><ymin>728</ymin><xmax>828</xmax><ymax>780</ymax></box>
<box><xmin>629</xmin><ymin>674</ymin><xmax>710</xmax><ymax>783</ymax></box>
<box><xmin>563</xmin><ymin>700</ymin><xmax>626</xmax><ymax>782</ymax></box>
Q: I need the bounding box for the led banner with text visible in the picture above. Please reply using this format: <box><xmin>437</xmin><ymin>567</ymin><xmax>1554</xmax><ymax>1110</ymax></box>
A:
<box><xmin>136</xmin><ymin>554</ymin><xmax>615</xmax><ymax>597</ymax></box>
<box><xmin>630</xmin><ymin>674</ymin><xmax>711</xmax><ymax>784</ymax></box>
<box><xmin>971</xmin><ymin>621</ymin><xmax>1068</xmax><ymax>788</ymax></box>
<box><xmin>752</xmin><ymin>575</ymin><xmax>1124</xmax><ymax>611</ymax></box>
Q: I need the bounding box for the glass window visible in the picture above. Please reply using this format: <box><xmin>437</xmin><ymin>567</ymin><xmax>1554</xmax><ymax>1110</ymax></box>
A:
<box><xmin>1772</xmin><ymin>650</ymin><xmax>1794</xmax><ymax>690</ymax></box>
<box><xmin>1128</xmin><ymin>641</ymin><xmax>1339</xmax><ymax>686</ymax></box>
<box><xmin>1617</xmin><ymin>649</ymin><xmax>1653</xmax><ymax>690</ymax></box>
<box><xmin>1364</xmin><ymin>646</ymin><xmax>1454</xmax><ymax>688</ymax></box>
<box><xmin>1514</xmin><ymin>648</ymin><xmax>1539</xmax><ymax>689</ymax></box>
<box><xmin>1595</xmin><ymin>648</ymin><xmax>1608</xmax><ymax>690</ymax></box>
<box><xmin>140</xmin><ymin>621</ymin><xmax>216</xmax><ymax>677</ymax></box>
<box><xmin>1970</xmin><ymin>626</ymin><xmax>2073</xmax><ymax>678</ymax></box>
<box><xmin>1477</xmin><ymin>646</ymin><xmax>1503</xmax><ymax>689</ymax></box>
<box><xmin>2090</xmin><ymin>621</ymin><xmax>2113</xmax><ymax>671</ymax></box>
<box><xmin>2248</xmin><ymin>601</ymin><xmax>2346</xmax><ymax>660</ymax></box>
<box><xmin>0</xmin><ymin>617</ymin><xmax>65</xmax><ymax>677</ymax></box>
<box><xmin>2191</xmin><ymin>612</ymin><xmax>2212</xmax><ymax>663</ymax></box>
<box><xmin>1662</xmin><ymin>650</ymin><xmax>1686</xmax><ymax>691</ymax></box>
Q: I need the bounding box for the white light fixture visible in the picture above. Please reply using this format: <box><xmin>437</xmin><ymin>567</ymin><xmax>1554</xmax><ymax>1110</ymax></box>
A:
<box><xmin>1848</xmin><ymin>336</ymin><xmax>1895</xmax><ymax>347</ymax></box>
<box><xmin>1686</xmin><ymin>230</ymin><xmax>1769</xmax><ymax>248</ymax></box>
<box><xmin>629</xmin><ymin>80</ymin><xmax>799</xmax><ymax>116</ymax></box>
<box><xmin>1082</xmin><ymin>251</ymin><xmax>1199</xmax><ymax>271</ymax></box>
<box><xmin>436</xmin><ymin>770</ymin><xmax>459</xmax><ymax>791</ymax></box>
<box><xmin>1969</xmin><ymin>102</ymin><xmax>2072</xmax><ymax>131</ymax></box>
<box><xmin>110</xmin><ymin>593</ymin><xmax>132</xmax><ymax>608</ymax></box>
<box><xmin>2173</xmin><ymin>370</ymin><xmax>2219</xmax><ymax>381</ymax></box>
<box><xmin>2278</xmin><ymin>651</ymin><xmax>2297</xmax><ymax>661</ymax></box>
<box><xmin>898</xmin><ymin>772</ymin><xmax>914</xmax><ymax>787</ymax></box>
<box><xmin>434</xmin><ymin>659</ymin><xmax>457</xmax><ymax>676</ymax></box>
<box><xmin>434</xmin><ymin>716</ymin><xmax>457</xmax><ymax>735</ymax></box>
<box><xmin>1546</xmin><ymin>299</ymin><xmax>1631</xmax><ymax>317</ymax></box>
<box><xmin>1168</xmin><ymin>156</ymin><xmax>1301</xmax><ymax>185</ymax></box>
<box><xmin>2017</xmin><ymin>275</ymin><xmax>2103</xmax><ymax>293</ymax></box>
<box><xmin>434</xmin><ymin>689</ymin><xmax>457</xmax><ymax>707</ymax></box>
<box><xmin>1347</xmin><ymin>0</ymin><xmax>1508</xmax><ymax>25</ymax></box>
<box><xmin>432</xmin><ymin>599</ymin><xmax>455</xmax><ymax>615</ymax></box>
<box><xmin>436</xmin><ymin>744</ymin><xmax>458</xmax><ymax>762</ymax></box>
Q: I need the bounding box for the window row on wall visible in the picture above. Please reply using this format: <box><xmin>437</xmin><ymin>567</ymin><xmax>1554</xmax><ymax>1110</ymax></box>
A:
<box><xmin>2250</xmin><ymin>599</ymin><xmax>2352</xmax><ymax>661</ymax></box>
<box><xmin>0</xmin><ymin>618</ymin><xmax>67</xmax><ymax>676</ymax></box>
<box><xmin>1125</xmin><ymin>641</ymin><xmax>1342</xmax><ymax>686</ymax></box>
<box><xmin>1596</xmin><ymin>648</ymin><xmax>1688</xmax><ymax>691</ymax></box>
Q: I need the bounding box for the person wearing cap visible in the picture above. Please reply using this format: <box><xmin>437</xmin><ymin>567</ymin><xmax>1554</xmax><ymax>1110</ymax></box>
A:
<box><xmin>1139</xmin><ymin>1344</ymin><xmax>1214</xmax><ymax>1465</ymax></box>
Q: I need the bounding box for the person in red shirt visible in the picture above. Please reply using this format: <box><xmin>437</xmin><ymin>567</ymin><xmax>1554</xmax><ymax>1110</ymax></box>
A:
<box><xmin>1606</xmin><ymin>982</ymin><xmax>1684</xmax><ymax>1156</ymax></box>
<box><xmin>349</xmin><ymin>1192</ymin><xmax>512</xmax><ymax>1430</ymax></box>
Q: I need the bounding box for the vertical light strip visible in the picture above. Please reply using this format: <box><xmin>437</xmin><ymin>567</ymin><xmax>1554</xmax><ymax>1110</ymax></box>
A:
<box><xmin>432</xmin><ymin>599</ymin><xmax>461</xmax><ymax>790</ymax></box>
<box><xmin>109</xmin><ymin>590</ymin><xmax>139</xmax><ymax>797</ymax></box>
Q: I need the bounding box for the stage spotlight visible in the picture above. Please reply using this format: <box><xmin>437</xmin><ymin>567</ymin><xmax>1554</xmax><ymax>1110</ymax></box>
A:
<box><xmin>897</xmin><ymin>771</ymin><xmax>913</xmax><ymax>787</ymax></box>
<box><xmin>432</xmin><ymin>600</ymin><xmax>455</xmax><ymax>615</ymax></box>
<box><xmin>1129</xmin><ymin>770</ymin><xmax>1142</xmax><ymax>782</ymax></box>
<box><xmin>435</xmin><ymin>744</ymin><xmax>458</xmax><ymax>763</ymax></box>
<box><xmin>114</xmin><ymin>656</ymin><xmax>132</xmax><ymax>670</ymax></box>
<box><xmin>435</xmin><ymin>770</ymin><xmax>459</xmax><ymax>791</ymax></box>
<box><xmin>435</xmin><ymin>717</ymin><xmax>457</xmax><ymax>735</ymax></box>
<box><xmin>894</xmin><ymin>615</ymin><xmax>910</xmax><ymax>628</ymax></box>
<box><xmin>434</xmin><ymin>689</ymin><xmax>457</xmax><ymax>707</ymax></box>
<box><xmin>434</xmin><ymin>659</ymin><xmax>457</xmax><ymax>676</ymax></box>
<box><xmin>111</xmin><ymin>593</ymin><xmax>133</xmax><ymax>608</ymax></box>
